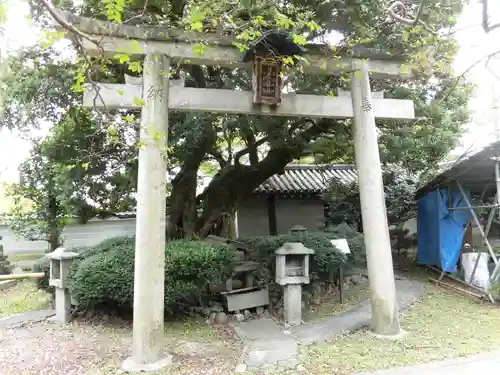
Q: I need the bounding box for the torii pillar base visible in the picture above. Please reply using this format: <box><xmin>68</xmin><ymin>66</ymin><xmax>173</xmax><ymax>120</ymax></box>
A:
<box><xmin>122</xmin><ymin>355</ymin><xmax>173</xmax><ymax>373</ymax></box>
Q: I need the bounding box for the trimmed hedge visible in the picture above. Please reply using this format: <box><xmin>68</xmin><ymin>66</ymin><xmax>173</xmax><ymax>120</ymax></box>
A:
<box><xmin>66</xmin><ymin>237</ymin><xmax>236</xmax><ymax>314</ymax></box>
<box><xmin>241</xmin><ymin>223</ymin><xmax>365</xmax><ymax>282</ymax></box>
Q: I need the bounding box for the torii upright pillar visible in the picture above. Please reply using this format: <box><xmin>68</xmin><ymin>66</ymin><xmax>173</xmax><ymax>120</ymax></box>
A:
<box><xmin>122</xmin><ymin>53</ymin><xmax>173</xmax><ymax>372</ymax></box>
<box><xmin>351</xmin><ymin>67</ymin><xmax>400</xmax><ymax>336</ymax></box>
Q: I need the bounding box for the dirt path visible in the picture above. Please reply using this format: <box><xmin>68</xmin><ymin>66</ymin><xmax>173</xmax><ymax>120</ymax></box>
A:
<box><xmin>0</xmin><ymin>319</ymin><xmax>241</xmax><ymax>375</ymax></box>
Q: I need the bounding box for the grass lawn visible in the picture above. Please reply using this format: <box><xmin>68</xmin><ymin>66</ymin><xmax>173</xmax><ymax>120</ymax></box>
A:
<box><xmin>7</xmin><ymin>252</ymin><xmax>44</xmax><ymax>262</ymax></box>
<box><xmin>303</xmin><ymin>284</ymin><xmax>371</xmax><ymax>321</ymax></box>
<box><xmin>0</xmin><ymin>280</ymin><xmax>51</xmax><ymax>318</ymax></box>
<box><xmin>300</xmin><ymin>283</ymin><xmax>500</xmax><ymax>374</ymax></box>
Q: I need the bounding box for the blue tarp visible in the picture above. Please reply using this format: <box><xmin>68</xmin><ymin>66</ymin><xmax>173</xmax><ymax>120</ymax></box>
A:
<box><xmin>417</xmin><ymin>188</ymin><xmax>472</xmax><ymax>273</ymax></box>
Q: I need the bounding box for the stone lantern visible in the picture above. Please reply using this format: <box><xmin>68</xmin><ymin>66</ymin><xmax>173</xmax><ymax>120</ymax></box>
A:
<box><xmin>289</xmin><ymin>225</ymin><xmax>307</xmax><ymax>239</ymax></box>
<box><xmin>275</xmin><ymin>242</ymin><xmax>314</xmax><ymax>326</ymax></box>
<box><xmin>46</xmin><ymin>247</ymin><xmax>79</xmax><ymax>323</ymax></box>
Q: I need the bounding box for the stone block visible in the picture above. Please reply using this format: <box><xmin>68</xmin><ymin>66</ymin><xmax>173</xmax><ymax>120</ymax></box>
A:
<box><xmin>223</xmin><ymin>287</ymin><xmax>269</xmax><ymax>312</ymax></box>
<box><xmin>214</xmin><ymin>312</ymin><xmax>229</xmax><ymax>325</ymax></box>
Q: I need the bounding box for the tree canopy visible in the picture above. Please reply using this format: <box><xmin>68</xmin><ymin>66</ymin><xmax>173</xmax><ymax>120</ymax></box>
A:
<box><xmin>1</xmin><ymin>0</ymin><xmax>473</xmax><ymax>240</ymax></box>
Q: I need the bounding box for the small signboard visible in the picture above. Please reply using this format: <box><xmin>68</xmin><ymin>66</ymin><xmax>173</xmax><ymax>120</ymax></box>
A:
<box><xmin>330</xmin><ymin>239</ymin><xmax>351</xmax><ymax>254</ymax></box>
<box><xmin>252</xmin><ymin>56</ymin><xmax>283</xmax><ymax>106</ymax></box>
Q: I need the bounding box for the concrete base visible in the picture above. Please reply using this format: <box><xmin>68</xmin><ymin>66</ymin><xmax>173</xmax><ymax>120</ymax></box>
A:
<box><xmin>367</xmin><ymin>328</ymin><xmax>408</xmax><ymax>341</ymax></box>
<box><xmin>122</xmin><ymin>354</ymin><xmax>173</xmax><ymax>373</ymax></box>
<box><xmin>283</xmin><ymin>284</ymin><xmax>302</xmax><ymax>326</ymax></box>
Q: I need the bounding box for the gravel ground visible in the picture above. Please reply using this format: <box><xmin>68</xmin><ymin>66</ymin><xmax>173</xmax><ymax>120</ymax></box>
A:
<box><xmin>0</xmin><ymin>319</ymin><xmax>242</xmax><ymax>375</ymax></box>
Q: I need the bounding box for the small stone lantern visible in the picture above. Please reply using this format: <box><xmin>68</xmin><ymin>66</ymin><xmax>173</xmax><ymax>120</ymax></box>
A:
<box><xmin>46</xmin><ymin>247</ymin><xmax>79</xmax><ymax>323</ymax></box>
<box><xmin>289</xmin><ymin>225</ymin><xmax>307</xmax><ymax>239</ymax></box>
<box><xmin>275</xmin><ymin>242</ymin><xmax>314</xmax><ymax>326</ymax></box>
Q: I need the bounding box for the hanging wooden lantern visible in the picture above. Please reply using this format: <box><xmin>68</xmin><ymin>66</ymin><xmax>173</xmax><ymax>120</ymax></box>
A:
<box><xmin>243</xmin><ymin>30</ymin><xmax>306</xmax><ymax>108</ymax></box>
<box><xmin>252</xmin><ymin>56</ymin><xmax>283</xmax><ymax>106</ymax></box>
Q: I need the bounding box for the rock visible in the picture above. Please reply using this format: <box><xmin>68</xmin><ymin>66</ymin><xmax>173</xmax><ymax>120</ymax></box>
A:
<box><xmin>243</xmin><ymin>309</ymin><xmax>252</xmax><ymax>319</ymax></box>
<box><xmin>311</xmin><ymin>283</ymin><xmax>322</xmax><ymax>297</ymax></box>
<box><xmin>350</xmin><ymin>274</ymin><xmax>367</xmax><ymax>285</ymax></box>
<box><xmin>206</xmin><ymin>312</ymin><xmax>217</xmax><ymax>325</ymax></box>
<box><xmin>302</xmin><ymin>291</ymin><xmax>312</xmax><ymax>308</ymax></box>
<box><xmin>210</xmin><ymin>302</ymin><xmax>224</xmax><ymax>312</ymax></box>
<box><xmin>234</xmin><ymin>313</ymin><xmax>245</xmax><ymax>322</ymax></box>
<box><xmin>101</xmin><ymin>313</ymin><xmax>111</xmax><ymax>322</ymax></box>
<box><xmin>235</xmin><ymin>364</ymin><xmax>247</xmax><ymax>373</ymax></box>
<box><xmin>311</xmin><ymin>297</ymin><xmax>321</xmax><ymax>306</ymax></box>
<box><xmin>263</xmin><ymin>309</ymin><xmax>270</xmax><ymax>318</ymax></box>
<box><xmin>296</xmin><ymin>364</ymin><xmax>306</xmax><ymax>372</ymax></box>
<box><xmin>256</xmin><ymin>306</ymin><xmax>265</xmax><ymax>316</ymax></box>
<box><xmin>201</xmin><ymin>307</ymin><xmax>212</xmax><ymax>317</ymax></box>
<box><xmin>343</xmin><ymin>282</ymin><xmax>350</xmax><ymax>291</ymax></box>
<box><xmin>214</xmin><ymin>312</ymin><xmax>229</xmax><ymax>325</ymax></box>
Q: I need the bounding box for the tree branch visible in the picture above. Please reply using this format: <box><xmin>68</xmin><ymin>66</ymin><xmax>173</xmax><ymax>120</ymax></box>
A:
<box><xmin>440</xmin><ymin>48</ymin><xmax>500</xmax><ymax>103</ymax></box>
<box><xmin>234</xmin><ymin>136</ymin><xmax>270</xmax><ymax>165</ymax></box>
<box><xmin>387</xmin><ymin>0</ymin><xmax>424</xmax><ymax>26</ymax></box>
<box><xmin>481</xmin><ymin>0</ymin><xmax>500</xmax><ymax>33</ymax></box>
<box><xmin>208</xmin><ymin>149</ymin><xmax>228</xmax><ymax>168</ymax></box>
<box><xmin>37</xmin><ymin>0</ymin><xmax>100</xmax><ymax>46</ymax></box>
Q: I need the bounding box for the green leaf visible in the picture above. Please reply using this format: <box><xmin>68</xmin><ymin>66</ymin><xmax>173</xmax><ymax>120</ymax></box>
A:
<box><xmin>115</xmin><ymin>53</ymin><xmax>130</xmax><ymax>64</ymax></box>
<box><xmin>124</xmin><ymin>114</ymin><xmax>135</xmax><ymax>123</ymax></box>
<box><xmin>190</xmin><ymin>21</ymin><xmax>203</xmax><ymax>32</ymax></box>
<box><xmin>292</xmin><ymin>34</ymin><xmax>307</xmax><ymax>46</ymax></box>
<box><xmin>193</xmin><ymin>43</ymin><xmax>207</xmax><ymax>56</ymax></box>
<box><xmin>133</xmin><ymin>97</ymin><xmax>145</xmax><ymax>107</ymax></box>
<box><xmin>128</xmin><ymin>61</ymin><xmax>142</xmax><ymax>73</ymax></box>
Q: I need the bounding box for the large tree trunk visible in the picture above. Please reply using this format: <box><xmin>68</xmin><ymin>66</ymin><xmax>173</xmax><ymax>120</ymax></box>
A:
<box><xmin>168</xmin><ymin>167</ymin><xmax>198</xmax><ymax>238</ymax></box>
<box><xmin>167</xmin><ymin>120</ymin><xmax>216</xmax><ymax>239</ymax></box>
<box><xmin>195</xmin><ymin>120</ymin><xmax>329</xmax><ymax>237</ymax></box>
<box><xmin>219</xmin><ymin>207</ymin><xmax>237</xmax><ymax>239</ymax></box>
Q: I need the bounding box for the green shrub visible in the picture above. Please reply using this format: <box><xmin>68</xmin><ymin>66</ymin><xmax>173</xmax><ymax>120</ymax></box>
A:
<box><xmin>33</xmin><ymin>255</ymin><xmax>50</xmax><ymax>290</ymax></box>
<box><xmin>241</xmin><ymin>225</ymin><xmax>364</xmax><ymax>282</ymax></box>
<box><xmin>68</xmin><ymin>238</ymin><xmax>236</xmax><ymax>314</ymax></box>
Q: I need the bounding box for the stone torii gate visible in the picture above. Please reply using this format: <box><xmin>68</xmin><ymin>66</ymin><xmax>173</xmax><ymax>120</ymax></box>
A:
<box><xmin>56</xmin><ymin>11</ymin><xmax>415</xmax><ymax>371</ymax></box>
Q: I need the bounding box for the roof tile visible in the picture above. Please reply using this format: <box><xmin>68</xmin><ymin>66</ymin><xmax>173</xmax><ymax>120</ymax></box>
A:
<box><xmin>254</xmin><ymin>164</ymin><xmax>357</xmax><ymax>195</ymax></box>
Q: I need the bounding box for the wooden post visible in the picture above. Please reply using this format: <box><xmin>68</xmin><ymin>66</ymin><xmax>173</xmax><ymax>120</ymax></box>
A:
<box><xmin>122</xmin><ymin>54</ymin><xmax>172</xmax><ymax>372</ymax></box>
<box><xmin>351</xmin><ymin>67</ymin><xmax>400</xmax><ymax>336</ymax></box>
<box><xmin>267</xmin><ymin>195</ymin><xmax>277</xmax><ymax>235</ymax></box>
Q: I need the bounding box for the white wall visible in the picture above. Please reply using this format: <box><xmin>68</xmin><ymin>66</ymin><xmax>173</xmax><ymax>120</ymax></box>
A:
<box><xmin>0</xmin><ymin>217</ymin><xmax>137</xmax><ymax>254</ymax></box>
<box><xmin>1</xmin><ymin>196</ymin><xmax>327</xmax><ymax>253</ymax></box>
<box><xmin>237</xmin><ymin>197</ymin><xmax>325</xmax><ymax>238</ymax></box>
